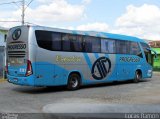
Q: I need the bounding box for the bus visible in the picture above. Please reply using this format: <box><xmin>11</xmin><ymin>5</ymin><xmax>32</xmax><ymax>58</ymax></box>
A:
<box><xmin>6</xmin><ymin>25</ymin><xmax>155</xmax><ymax>90</ymax></box>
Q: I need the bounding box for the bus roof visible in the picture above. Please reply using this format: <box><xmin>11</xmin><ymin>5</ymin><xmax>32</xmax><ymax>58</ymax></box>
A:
<box><xmin>13</xmin><ymin>25</ymin><xmax>146</xmax><ymax>43</ymax></box>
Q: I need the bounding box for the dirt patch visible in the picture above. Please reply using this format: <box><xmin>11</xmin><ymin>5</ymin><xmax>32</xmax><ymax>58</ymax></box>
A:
<box><xmin>0</xmin><ymin>78</ymin><xmax>6</xmax><ymax>83</ymax></box>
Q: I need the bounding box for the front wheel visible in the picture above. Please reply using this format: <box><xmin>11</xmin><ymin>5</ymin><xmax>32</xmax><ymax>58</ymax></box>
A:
<box><xmin>133</xmin><ymin>71</ymin><xmax>142</xmax><ymax>83</ymax></box>
<box><xmin>67</xmin><ymin>73</ymin><xmax>81</xmax><ymax>90</ymax></box>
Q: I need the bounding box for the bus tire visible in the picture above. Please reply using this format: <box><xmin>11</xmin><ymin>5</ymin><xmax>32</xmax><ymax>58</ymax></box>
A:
<box><xmin>133</xmin><ymin>71</ymin><xmax>142</xmax><ymax>83</ymax></box>
<box><xmin>67</xmin><ymin>73</ymin><xmax>81</xmax><ymax>90</ymax></box>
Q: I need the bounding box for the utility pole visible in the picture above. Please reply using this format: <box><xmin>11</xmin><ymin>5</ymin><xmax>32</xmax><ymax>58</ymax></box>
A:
<box><xmin>22</xmin><ymin>0</ymin><xmax>25</xmax><ymax>25</ymax></box>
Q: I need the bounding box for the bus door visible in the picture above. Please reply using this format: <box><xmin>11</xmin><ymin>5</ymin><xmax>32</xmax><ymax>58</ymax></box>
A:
<box><xmin>116</xmin><ymin>55</ymin><xmax>132</xmax><ymax>80</ymax></box>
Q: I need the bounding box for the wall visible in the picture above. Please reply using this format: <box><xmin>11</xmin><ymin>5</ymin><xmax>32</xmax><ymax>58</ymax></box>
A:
<box><xmin>0</xmin><ymin>30</ymin><xmax>7</xmax><ymax>78</ymax></box>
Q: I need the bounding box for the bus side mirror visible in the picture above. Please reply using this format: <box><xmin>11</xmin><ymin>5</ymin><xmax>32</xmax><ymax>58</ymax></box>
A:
<box><xmin>154</xmin><ymin>53</ymin><xmax>157</xmax><ymax>59</ymax></box>
<box><xmin>152</xmin><ymin>50</ymin><xmax>157</xmax><ymax>59</ymax></box>
<box><xmin>147</xmin><ymin>48</ymin><xmax>157</xmax><ymax>59</ymax></box>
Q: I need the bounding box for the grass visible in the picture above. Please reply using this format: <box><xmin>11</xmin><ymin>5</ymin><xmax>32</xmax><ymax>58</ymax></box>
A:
<box><xmin>153</xmin><ymin>68</ymin><xmax>160</xmax><ymax>72</ymax></box>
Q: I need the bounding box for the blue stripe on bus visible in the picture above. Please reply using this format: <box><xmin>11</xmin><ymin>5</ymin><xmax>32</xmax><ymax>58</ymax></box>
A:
<box><xmin>83</xmin><ymin>53</ymin><xmax>92</xmax><ymax>70</ymax></box>
<box><xmin>94</xmin><ymin>53</ymin><xmax>99</xmax><ymax>59</ymax></box>
<box><xmin>105</xmin><ymin>54</ymin><xmax>109</xmax><ymax>57</ymax></box>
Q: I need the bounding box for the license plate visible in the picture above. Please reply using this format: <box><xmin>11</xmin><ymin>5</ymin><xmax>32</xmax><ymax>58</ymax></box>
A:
<box><xmin>13</xmin><ymin>78</ymin><xmax>18</xmax><ymax>82</ymax></box>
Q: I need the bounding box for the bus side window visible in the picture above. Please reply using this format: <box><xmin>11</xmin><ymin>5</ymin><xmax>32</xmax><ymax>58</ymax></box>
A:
<box><xmin>116</xmin><ymin>40</ymin><xmax>128</xmax><ymax>54</ymax></box>
<box><xmin>70</xmin><ymin>35</ymin><xmax>83</xmax><ymax>52</ymax></box>
<box><xmin>130</xmin><ymin>42</ymin><xmax>138</xmax><ymax>54</ymax></box>
<box><xmin>92</xmin><ymin>37</ymin><xmax>101</xmax><ymax>53</ymax></box>
<box><xmin>101</xmin><ymin>39</ymin><xmax>116</xmax><ymax>54</ymax></box>
<box><xmin>101</xmin><ymin>39</ymin><xmax>109</xmax><ymax>53</ymax></box>
<box><xmin>62</xmin><ymin>34</ymin><xmax>71</xmax><ymax>51</ymax></box>
<box><xmin>35</xmin><ymin>30</ymin><xmax>52</xmax><ymax>51</ymax></box>
<box><xmin>130</xmin><ymin>42</ymin><xmax>143</xmax><ymax>58</ymax></box>
<box><xmin>108</xmin><ymin>40</ymin><xmax>116</xmax><ymax>53</ymax></box>
<box><xmin>51</xmin><ymin>32</ymin><xmax>61</xmax><ymax>51</ymax></box>
<box><xmin>83</xmin><ymin>36</ymin><xmax>100</xmax><ymax>53</ymax></box>
<box><xmin>84</xmin><ymin>36</ymin><xmax>92</xmax><ymax>52</ymax></box>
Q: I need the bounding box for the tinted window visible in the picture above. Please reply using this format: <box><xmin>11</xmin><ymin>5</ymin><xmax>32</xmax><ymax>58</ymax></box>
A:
<box><xmin>35</xmin><ymin>30</ymin><xmax>61</xmax><ymax>51</ymax></box>
<box><xmin>84</xmin><ymin>36</ymin><xmax>100</xmax><ymax>52</ymax></box>
<box><xmin>35</xmin><ymin>31</ymin><xmax>52</xmax><ymax>51</ymax></box>
<box><xmin>77</xmin><ymin>35</ymin><xmax>84</xmax><ymax>52</ymax></box>
<box><xmin>92</xmin><ymin>37</ymin><xmax>101</xmax><ymax>52</ymax></box>
<box><xmin>36</xmin><ymin>30</ymin><xmax>101</xmax><ymax>52</ymax></box>
<box><xmin>130</xmin><ymin>42</ymin><xmax>142</xmax><ymax>57</ymax></box>
<box><xmin>52</xmin><ymin>32</ymin><xmax>61</xmax><ymax>50</ymax></box>
<box><xmin>141</xmin><ymin>42</ymin><xmax>150</xmax><ymax>52</ymax></box>
<box><xmin>62</xmin><ymin>34</ymin><xmax>83</xmax><ymax>52</ymax></box>
<box><xmin>70</xmin><ymin>35</ymin><xmax>83</xmax><ymax>52</ymax></box>
<box><xmin>84</xmin><ymin>36</ymin><xmax>92</xmax><ymax>52</ymax></box>
<box><xmin>141</xmin><ymin>42</ymin><xmax>152</xmax><ymax>62</ymax></box>
<box><xmin>101</xmin><ymin>39</ymin><xmax>116</xmax><ymax>53</ymax></box>
<box><xmin>62</xmin><ymin>34</ymin><xmax>70</xmax><ymax>51</ymax></box>
<box><xmin>116</xmin><ymin>40</ymin><xmax>129</xmax><ymax>54</ymax></box>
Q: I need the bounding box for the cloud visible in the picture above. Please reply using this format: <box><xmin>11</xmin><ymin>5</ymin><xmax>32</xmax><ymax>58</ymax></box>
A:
<box><xmin>76</xmin><ymin>22</ymin><xmax>109</xmax><ymax>32</ymax></box>
<box><xmin>82</xmin><ymin>0</ymin><xmax>92</xmax><ymax>5</ymax></box>
<box><xmin>113</xmin><ymin>4</ymin><xmax>160</xmax><ymax>40</ymax></box>
<box><xmin>37</xmin><ymin>0</ymin><xmax>92</xmax><ymax>5</ymax></box>
<box><xmin>26</xmin><ymin>0</ymin><xmax>86</xmax><ymax>23</ymax></box>
<box><xmin>1</xmin><ymin>2</ymin><xmax>159</xmax><ymax>41</ymax></box>
<box><xmin>0</xmin><ymin>0</ymin><xmax>89</xmax><ymax>28</ymax></box>
<box><xmin>37</xmin><ymin>0</ymin><xmax>52</xmax><ymax>3</ymax></box>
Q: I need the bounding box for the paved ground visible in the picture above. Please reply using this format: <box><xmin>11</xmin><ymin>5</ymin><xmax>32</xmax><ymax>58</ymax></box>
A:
<box><xmin>0</xmin><ymin>73</ymin><xmax>160</xmax><ymax>116</ymax></box>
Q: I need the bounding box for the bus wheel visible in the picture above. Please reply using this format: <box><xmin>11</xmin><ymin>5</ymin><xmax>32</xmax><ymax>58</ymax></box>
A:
<box><xmin>67</xmin><ymin>73</ymin><xmax>81</xmax><ymax>90</ymax></box>
<box><xmin>133</xmin><ymin>71</ymin><xmax>142</xmax><ymax>83</ymax></box>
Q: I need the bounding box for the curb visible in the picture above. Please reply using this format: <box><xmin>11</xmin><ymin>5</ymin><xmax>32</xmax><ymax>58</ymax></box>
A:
<box><xmin>153</xmin><ymin>72</ymin><xmax>160</xmax><ymax>76</ymax></box>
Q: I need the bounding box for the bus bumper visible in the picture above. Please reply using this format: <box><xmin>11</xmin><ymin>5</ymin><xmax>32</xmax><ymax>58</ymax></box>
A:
<box><xmin>7</xmin><ymin>75</ymin><xmax>35</xmax><ymax>86</ymax></box>
<box><xmin>147</xmin><ymin>69</ymin><xmax>152</xmax><ymax>78</ymax></box>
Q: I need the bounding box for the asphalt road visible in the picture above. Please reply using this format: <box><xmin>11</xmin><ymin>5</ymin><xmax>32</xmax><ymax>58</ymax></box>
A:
<box><xmin>0</xmin><ymin>73</ymin><xmax>160</xmax><ymax>115</ymax></box>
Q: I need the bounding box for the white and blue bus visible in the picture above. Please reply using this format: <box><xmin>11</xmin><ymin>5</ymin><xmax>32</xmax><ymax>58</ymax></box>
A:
<box><xmin>6</xmin><ymin>25</ymin><xmax>155</xmax><ymax>90</ymax></box>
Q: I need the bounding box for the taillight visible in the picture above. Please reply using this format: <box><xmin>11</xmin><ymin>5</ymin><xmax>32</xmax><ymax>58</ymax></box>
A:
<box><xmin>26</xmin><ymin>60</ymin><xmax>33</xmax><ymax>76</ymax></box>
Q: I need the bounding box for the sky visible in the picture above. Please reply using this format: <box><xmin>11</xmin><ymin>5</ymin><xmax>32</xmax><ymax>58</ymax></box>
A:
<box><xmin>0</xmin><ymin>0</ymin><xmax>160</xmax><ymax>40</ymax></box>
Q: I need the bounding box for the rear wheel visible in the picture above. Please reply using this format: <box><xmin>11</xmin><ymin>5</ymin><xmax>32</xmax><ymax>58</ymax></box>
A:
<box><xmin>67</xmin><ymin>73</ymin><xmax>81</xmax><ymax>90</ymax></box>
<box><xmin>133</xmin><ymin>71</ymin><xmax>142</xmax><ymax>83</ymax></box>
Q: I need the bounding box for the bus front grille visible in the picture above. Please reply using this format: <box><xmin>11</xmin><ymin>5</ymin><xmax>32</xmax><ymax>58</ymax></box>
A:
<box><xmin>8</xmin><ymin>51</ymin><xmax>26</xmax><ymax>58</ymax></box>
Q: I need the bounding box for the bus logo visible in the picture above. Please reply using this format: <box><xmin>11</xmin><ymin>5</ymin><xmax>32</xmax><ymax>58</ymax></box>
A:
<box><xmin>12</xmin><ymin>28</ymin><xmax>21</xmax><ymax>40</ymax></box>
<box><xmin>92</xmin><ymin>57</ymin><xmax>111</xmax><ymax>80</ymax></box>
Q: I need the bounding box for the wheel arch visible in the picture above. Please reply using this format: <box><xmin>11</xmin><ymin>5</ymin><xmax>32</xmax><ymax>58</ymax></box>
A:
<box><xmin>67</xmin><ymin>71</ymin><xmax>83</xmax><ymax>84</ymax></box>
<box><xmin>135</xmin><ymin>69</ymin><xmax>143</xmax><ymax>78</ymax></box>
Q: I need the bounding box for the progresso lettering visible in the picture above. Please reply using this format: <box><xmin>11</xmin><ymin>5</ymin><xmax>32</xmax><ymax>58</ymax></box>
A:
<box><xmin>8</xmin><ymin>44</ymin><xmax>26</xmax><ymax>50</ymax></box>
<box><xmin>120</xmin><ymin>57</ymin><xmax>140</xmax><ymax>62</ymax></box>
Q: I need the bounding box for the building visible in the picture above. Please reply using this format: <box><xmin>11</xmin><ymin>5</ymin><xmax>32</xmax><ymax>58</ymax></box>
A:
<box><xmin>149</xmin><ymin>41</ymin><xmax>160</xmax><ymax>71</ymax></box>
<box><xmin>0</xmin><ymin>27</ymin><xmax>8</xmax><ymax>77</ymax></box>
<box><xmin>151</xmin><ymin>48</ymin><xmax>160</xmax><ymax>71</ymax></box>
